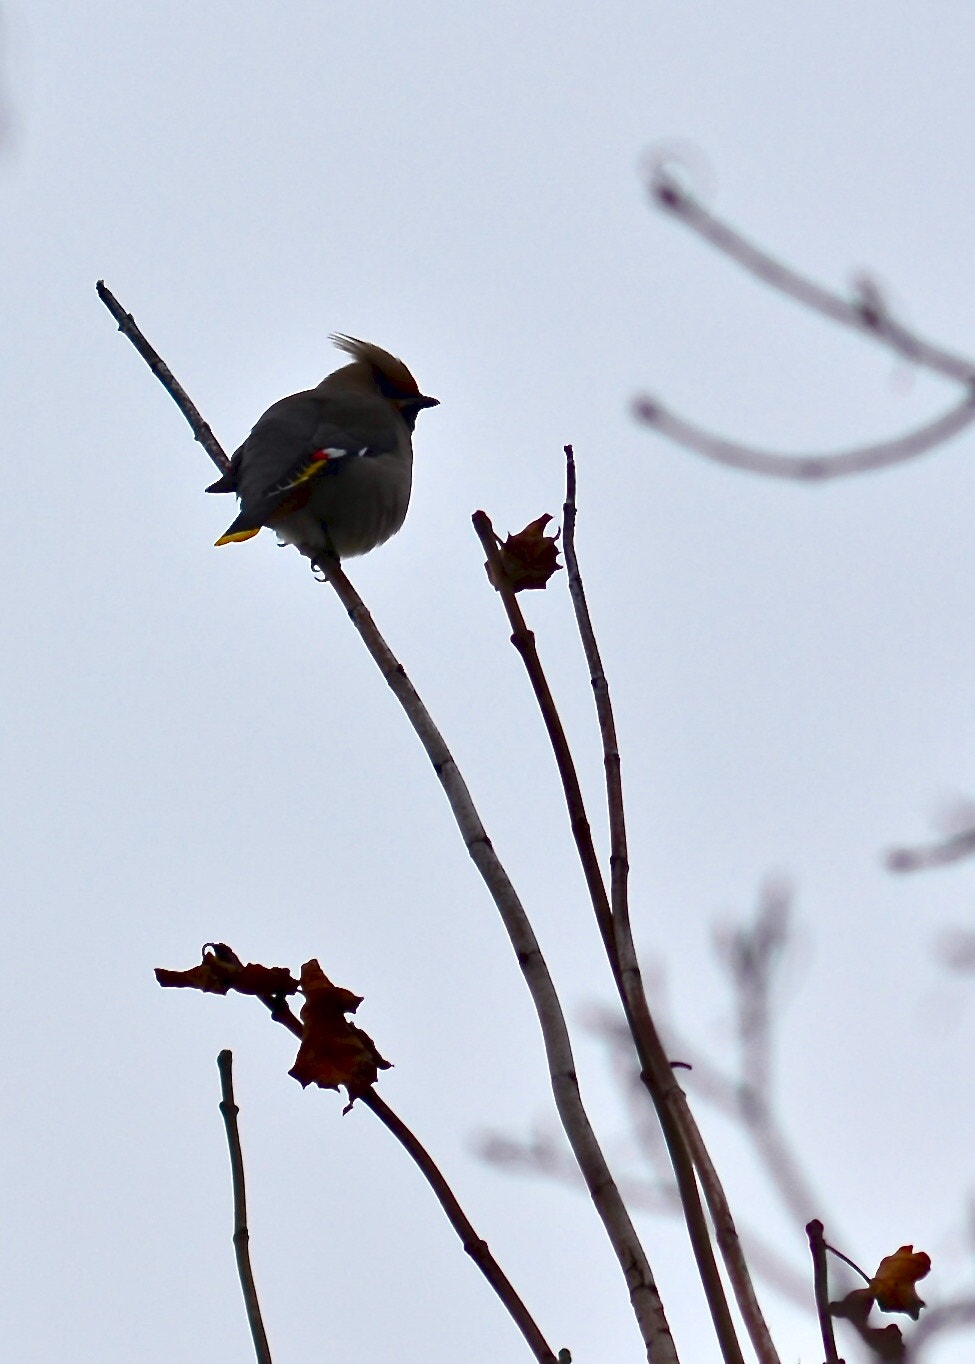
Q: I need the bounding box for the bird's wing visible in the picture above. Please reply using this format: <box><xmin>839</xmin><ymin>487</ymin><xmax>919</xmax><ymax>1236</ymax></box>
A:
<box><xmin>212</xmin><ymin>393</ymin><xmax>400</xmax><ymax>544</ymax></box>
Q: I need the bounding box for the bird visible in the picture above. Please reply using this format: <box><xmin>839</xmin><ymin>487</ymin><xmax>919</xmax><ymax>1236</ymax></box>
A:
<box><xmin>206</xmin><ymin>335</ymin><xmax>438</xmax><ymax>560</ymax></box>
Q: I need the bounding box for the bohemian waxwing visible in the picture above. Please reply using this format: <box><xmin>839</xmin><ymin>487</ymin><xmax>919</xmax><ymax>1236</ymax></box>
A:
<box><xmin>207</xmin><ymin>335</ymin><xmax>438</xmax><ymax>559</ymax></box>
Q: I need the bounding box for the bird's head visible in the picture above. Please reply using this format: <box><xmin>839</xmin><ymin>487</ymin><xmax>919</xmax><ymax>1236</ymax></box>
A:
<box><xmin>326</xmin><ymin>334</ymin><xmax>439</xmax><ymax>430</ymax></box>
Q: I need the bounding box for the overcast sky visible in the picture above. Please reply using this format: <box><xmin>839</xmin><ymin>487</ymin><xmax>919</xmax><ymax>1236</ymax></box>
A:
<box><xmin>5</xmin><ymin>4</ymin><xmax>975</xmax><ymax>1361</ymax></box>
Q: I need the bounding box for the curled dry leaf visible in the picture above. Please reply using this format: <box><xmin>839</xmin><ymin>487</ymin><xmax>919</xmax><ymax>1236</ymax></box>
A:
<box><xmin>487</xmin><ymin>514</ymin><xmax>563</xmax><ymax>593</ymax></box>
<box><xmin>289</xmin><ymin>959</ymin><xmax>392</xmax><ymax>1108</ymax></box>
<box><xmin>870</xmin><ymin>1245</ymin><xmax>931</xmax><ymax>1319</ymax></box>
<box><xmin>155</xmin><ymin>942</ymin><xmax>299</xmax><ymax>997</ymax></box>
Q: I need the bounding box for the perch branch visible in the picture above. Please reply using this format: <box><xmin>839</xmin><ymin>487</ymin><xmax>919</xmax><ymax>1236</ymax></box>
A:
<box><xmin>99</xmin><ymin>286</ymin><xmax>676</xmax><ymax>1363</ymax></box>
<box><xmin>314</xmin><ymin>553</ymin><xmax>678</xmax><ymax>1363</ymax></box>
<box><xmin>96</xmin><ymin>281</ymin><xmax>231</xmax><ymax>474</ymax></box>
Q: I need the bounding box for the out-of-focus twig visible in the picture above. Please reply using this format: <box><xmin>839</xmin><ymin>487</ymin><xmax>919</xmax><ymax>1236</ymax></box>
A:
<box><xmin>647</xmin><ymin>170</ymin><xmax>975</xmax><ymax>385</ymax></box>
<box><xmin>886</xmin><ymin>827</ymin><xmax>975</xmax><ymax>874</ymax></box>
<box><xmin>216</xmin><ymin>1051</ymin><xmax>274</xmax><ymax>1364</ymax></box>
<box><xmin>634</xmin><ymin>392</ymin><xmax>975</xmax><ymax>483</ymax></box>
<box><xmin>637</xmin><ymin>172</ymin><xmax>975</xmax><ymax>481</ymax></box>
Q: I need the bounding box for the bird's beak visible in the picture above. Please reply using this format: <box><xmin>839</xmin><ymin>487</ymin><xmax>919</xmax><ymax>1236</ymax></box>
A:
<box><xmin>415</xmin><ymin>394</ymin><xmax>440</xmax><ymax>409</ymax></box>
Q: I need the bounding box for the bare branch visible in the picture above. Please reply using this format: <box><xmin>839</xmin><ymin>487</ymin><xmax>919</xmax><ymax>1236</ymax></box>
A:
<box><xmin>473</xmin><ymin>505</ymin><xmax>758</xmax><ymax>1364</ymax></box>
<box><xmin>639</xmin><ymin>172</ymin><xmax>975</xmax><ymax>481</ymax></box>
<box><xmin>250</xmin><ymin>993</ymin><xmax>561</xmax><ymax>1361</ymax></box>
<box><xmin>315</xmin><ymin>553</ymin><xmax>679</xmax><ymax>1364</ymax></box>
<box><xmin>96</xmin><ymin>281</ymin><xmax>231</xmax><ymax>474</ymax></box>
<box><xmin>216</xmin><ymin>1051</ymin><xmax>274</xmax><ymax>1364</ymax></box>
<box><xmin>363</xmin><ymin>1091</ymin><xmax>562</xmax><ymax>1364</ymax></box>
<box><xmin>806</xmin><ymin>1220</ymin><xmax>844</xmax><ymax>1364</ymax></box>
<box><xmin>101</xmin><ymin>292</ymin><xmax>676</xmax><ymax>1363</ymax></box>
<box><xmin>634</xmin><ymin>392</ymin><xmax>975</xmax><ymax>482</ymax></box>
<box><xmin>561</xmin><ymin>458</ymin><xmax>781</xmax><ymax>1364</ymax></box>
<box><xmin>648</xmin><ymin>171</ymin><xmax>975</xmax><ymax>385</ymax></box>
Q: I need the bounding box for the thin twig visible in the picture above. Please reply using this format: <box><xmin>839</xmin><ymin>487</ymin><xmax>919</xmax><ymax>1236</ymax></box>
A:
<box><xmin>807</xmin><ymin>1220</ymin><xmax>844</xmax><ymax>1364</ymax></box>
<box><xmin>216</xmin><ymin>1050</ymin><xmax>274</xmax><ymax>1364</ymax></box>
<box><xmin>589</xmin><ymin>1005</ymin><xmax>827</xmax><ymax>1310</ymax></box>
<box><xmin>563</xmin><ymin>449</ymin><xmax>779</xmax><ymax>1364</ymax></box>
<box><xmin>362</xmin><ymin>1091</ymin><xmax>561</xmax><ymax>1364</ymax></box>
<box><xmin>96</xmin><ymin>281</ymin><xmax>231</xmax><ymax>474</ymax></box>
<box><xmin>252</xmin><ymin>997</ymin><xmax>561</xmax><ymax>1361</ymax></box>
<box><xmin>472</xmin><ymin>507</ymin><xmax>748</xmax><ymax>1364</ymax></box>
<box><xmin>99</xmin><ymin>290</ymin><xmax>676</xmax><ymax>1363</ymax></box>
<box><xmin>633</xmin><ymin>392</ymin><xmax>975</xmax><ymax>482</ymax></box>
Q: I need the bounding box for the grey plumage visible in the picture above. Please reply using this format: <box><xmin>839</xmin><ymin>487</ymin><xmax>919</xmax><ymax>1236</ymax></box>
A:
<box><xmin>209</xmin><ymin>336</ymin><xmax>438</xmax><ymax>559</ymax></box>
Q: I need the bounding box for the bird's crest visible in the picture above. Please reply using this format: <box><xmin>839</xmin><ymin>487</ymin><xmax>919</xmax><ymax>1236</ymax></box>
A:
<box><xmin>329</xmin><ymin>334</ymin><xmax>422</xmax><ymax>396</ymax></box>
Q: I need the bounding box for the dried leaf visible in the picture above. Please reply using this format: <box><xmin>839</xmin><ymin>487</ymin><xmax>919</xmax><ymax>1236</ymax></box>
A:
<box><xmin>289</xmin><ymin>959</ymin><xmax>391</xmax><ymax>1107</ymax></box>
<box><xmin>871</xmin><ymin>1246</ymin><xmax>931</xmax><ymax>1319</ymax></box>
<box><xmin>155</xmin><ymin>943</ymin><xmax>298</xmax><ymax>997</ymax></box>
<box><xmin>488</xmin><ymin>514</ymin><xmax>562</xmax><ymax>592</ymax></box>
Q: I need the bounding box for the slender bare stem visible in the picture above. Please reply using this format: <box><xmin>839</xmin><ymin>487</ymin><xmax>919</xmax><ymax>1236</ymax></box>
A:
<box><xmin>252</xmin><ymin>996</ymin><xmax>561</xmax><ymax>1361</ymax></box>
<box><xmin>806</xmin><ymin>1220</ymin><xmax>843</xmax><ymax>1364</ymax></box>
<box><xmin>562</xmin><ymin>455</ymin><xmax>782</xmax><ymax>1364</ymax></box>
<box><xmin>216</xmin><ymin>1050</ymin><xmax>274</xmax><ymax>1364</ymax></box>
<box><xmin>99</xmin><ymin>288</ymin><xmax>677</xmax><ymax>1361</ymax></box>
<box><xmin>362</xmin><ymin>1091</ymin><xmax>561</xmax><ymax>1364</ymax></box>
<box><xmin>472</xmin><ymin>508</ymin><xmax>748</xmax><ymax>1364</ymax></box>
<box><xmin>96</xmin><ymin>281</ymin><xmax>231</xmax><ymax>474</ymax></box>
<box><xmin>315</xmin><ymin>554</ymin><xmax>678</xmax><ymax>1364</ymax></box>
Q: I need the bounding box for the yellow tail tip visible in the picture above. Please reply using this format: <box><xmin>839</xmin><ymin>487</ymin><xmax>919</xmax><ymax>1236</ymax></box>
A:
<box><xmin>215</xmin><ymin>527</ymin><xmax>262</xmax><ymax>546</ymax></box>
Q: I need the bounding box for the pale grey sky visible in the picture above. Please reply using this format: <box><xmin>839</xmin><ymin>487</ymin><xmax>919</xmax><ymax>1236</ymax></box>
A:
<box><xmin>4</xmin><ymin>3</ymin><xmax>975</xmax><ymax>1361</ymax></box>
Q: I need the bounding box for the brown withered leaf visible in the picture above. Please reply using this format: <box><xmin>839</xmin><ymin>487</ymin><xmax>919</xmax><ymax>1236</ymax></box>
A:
<box><xmin>155</xmin><ymin>943</ymin><xmax>299</xmax><ymax>998</ymax></box>
<box><xmin>488</xmin><ymin>514</ymin><xmax>562</xmax><ymax>592</ymax></box>
<box><xmin>289</xmin><ymin>959</ymin><xmax>392</xmax><ymax>1108</ymax></box>
<box><xmin>871</xmin><ymin>1245</ymin><xmax>931</xmax><ymax>1319</ymax></box>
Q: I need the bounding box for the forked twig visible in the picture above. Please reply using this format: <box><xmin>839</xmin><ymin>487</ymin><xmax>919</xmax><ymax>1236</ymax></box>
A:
<box><xmin>100</xmin><ymin>286</ymin><xmax>675</xmax><ymax>1364</ymax></box>
<box><xmin>216</xmin><ymin>1050</ymin><xmax>274</xmax><ymax>1364</ymax></box>
<box><xmin>637</xmin><ymin>173</ymin><xmax>975</xmax><ymax>480</ymax></box>
<box><xmin>648</xmin><ymin>172</ymin><xmax>975</xmax><ymax>384</ymax></box>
